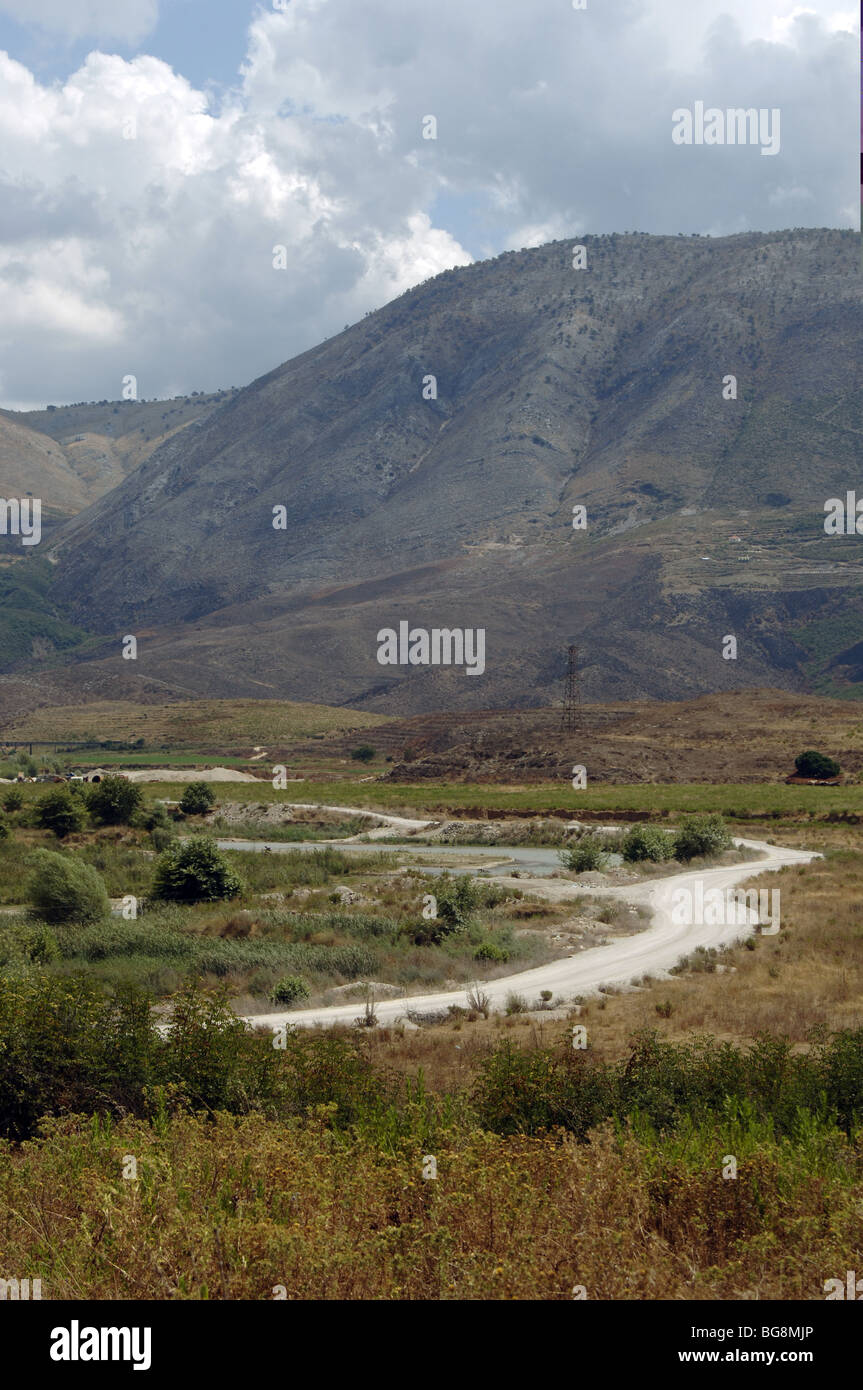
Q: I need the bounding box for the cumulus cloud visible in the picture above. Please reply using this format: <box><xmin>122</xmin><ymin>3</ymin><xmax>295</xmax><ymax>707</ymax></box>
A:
<box><xmin>0</xmin><ymin>0</ymin><xmax>158</xmax><ymax>43</ymax></box>
<box><xmin>0</xmin><ymin>0</ymin><xmax>854</xmax><ymax>407</ymax></box>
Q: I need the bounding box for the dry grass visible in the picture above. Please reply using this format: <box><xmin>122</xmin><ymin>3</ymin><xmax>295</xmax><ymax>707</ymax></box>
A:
<box><xmin>2</xmin><ymin>1110</ymin><xmax>860</xmax><ymax>1301</ymax></box>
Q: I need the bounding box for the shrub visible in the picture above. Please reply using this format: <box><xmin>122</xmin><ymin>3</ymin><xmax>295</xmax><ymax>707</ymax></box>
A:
<box><xmin>350</xmin><ymin>745</ymin><xmax>376</xmax><ymax>763</ymax></box>
<box><xmin>151</xmin><ymin>838</ymin><xmax>243</xmax><ymax>903</ymax></box>
<box><xmin>134</xmin><ymin>802</ymin><xmax>172</xmax><ymax>832</ymax></box>
<box><xmin>559</xmin><ymin>835</ymin><xmax>608</xmax><ymax>873</ymax></box>
<box><xmin>622</xmin><ymin>824</ymin><xmax>674</xmax><ymax>863</ymax></box>
<box><xmin>2</xmin><ymin>789</ymin><xmax>23</xmax><ymax>813</ymax></box>
<box><xmin>25</xmin><ymin>849</ymin><xmax>110</xmax><ymax>924</ymax></box>
<box><xmin>150</xmin><ymin>826</ymin><xmax>176</xmax><ymax>853</ymax></box>
<box><xmin>179</xmin><ymin>782</ymin><xmax>217</xmax><ymax>815</ymax></box>
<box><xmin>35</xmin><ymin>787</ymin><xmax>86</xmax><ymax>838</ymax></box>
<box><xmin>88</xmin><ymin>775</ymin><xmax>143</xmax><ymax>826</ymax></box>
<box><xmin>0</xmin><ymin>918</ymin><xmax>59</xmax><ymax>966</ymax></box>
<box><xmin>436</xmin><ymin>876</ymin><xmax>479</xmax><ymax>930</ymax></box>
<box><xmin>672</xmin><ymin>814</ymin><xmax>732</xmax><ymax>862</ymax></box>
<box><xmin>474</xmin><ymin>941</ymin><xmax>510</xmax><ymax>963</ymax></box>
<box><xmin>505</xmin><ymin>992</ymin><xmax>528</xmax><ymax>1015</ymax></box>
<box><xmin>0</xmin><ymin>815</ymin><xmax>7</xmax><ymax>841</ymax></box>
<box><xmin>269</xmin><ymin>976</ymin><xmax>311</xmax><ymax>1007</ymax></box>
<box><xmin>794</xmin><ymin>750</ymin><xmax>840</xmax><ymax>779</ymax></box>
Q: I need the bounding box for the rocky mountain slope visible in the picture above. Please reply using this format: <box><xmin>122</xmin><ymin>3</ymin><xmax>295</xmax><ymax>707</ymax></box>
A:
<box><xmin>3</xmin><ymin>228</ymin><xmax>862</xmax><ymax>715</ymax></box>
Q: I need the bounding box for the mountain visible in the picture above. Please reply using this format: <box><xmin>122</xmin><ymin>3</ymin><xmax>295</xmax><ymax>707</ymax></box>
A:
<box><xmin>5</xmin><ymin>228</ymin><xmax>863</xmax><ymax>715</ymax></box>
<box><xmin>0</xmin><ymin>389</ymin><xmax>239</xmax><ymax>524</ymax></box>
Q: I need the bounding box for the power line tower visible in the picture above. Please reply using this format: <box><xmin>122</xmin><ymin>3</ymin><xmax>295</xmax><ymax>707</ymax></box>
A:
<box><xmin>560</xmin><ymin>644</ymin><xmax>580</xmax><ymax>733</ymax></box>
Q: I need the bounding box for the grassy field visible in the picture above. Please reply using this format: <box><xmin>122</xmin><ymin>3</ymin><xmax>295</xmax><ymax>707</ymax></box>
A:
<box><xmin>121</xmin><ymin>778</ymin><xmax>863</xmax><ymax>818</ymax></box>
<box><xmin>1</xmin><ymin>697</ymin><xmax>392</xmax><ymax>747</ymax></box>
<box><xmin>2</xmin><ymin>775</ymin><xmax>863</xmax><ymax>1300</ymax></box>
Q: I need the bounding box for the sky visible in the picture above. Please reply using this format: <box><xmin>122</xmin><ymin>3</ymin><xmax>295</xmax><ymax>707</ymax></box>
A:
<box><xmin>0</xmin><ymin>0</ymin><xmax>856</xmax><ymax>408</ymax></box>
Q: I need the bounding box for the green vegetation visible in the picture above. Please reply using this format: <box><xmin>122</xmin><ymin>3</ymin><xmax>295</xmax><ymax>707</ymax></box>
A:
<box><xmin>0</xmin><ymin>556</ymin><xmax>93</xmax><ymax>671</ymax></box>
<box><xmin>180</xmin><ymin>781</ymin><xmax>217</xmax><ymax>815</ymax></box>
<box><xmin>350</xmin><ymin>745</ymin><xmax>376</xmax><ymax>763</ymax></box>
<box><xmin>269</xmin><ymin>975</ymin><xmax>311</xmax><ymax>1006</ymax></box>
<box><xmin>87</xmin><ymin>774</ymin><xmax>143</xmax><ymax>825</ymax></box>
<box><xmin>103</xmin><ymin>778</ymin><xmax>863</xmax><ymax>819</ymax></box>
<box><xmin>152</xmin><ymin>838</ymin><xmax>243</xmax><ymax>903</ymax></box>
<box><xmin>25</xmin><ymin>849</ymin><xmax>109</xmax><ymax>924</ymax></box>
<box><xmin>559</xmin><ymin>835</ymin><xmax>608</xmax><ymax>873</ymax></box>
<box><xmin>795</xmin><ymin>750</ymin><xmax>841</xmax><ymax>779</ymax></box>
<box><xmin>672</xmin><ymin>814</ymin><xmax>733</xmax><ymax>862</ymax></box>
<box><xmin>35</xmin><ymin>786</ymin><xmax>86</xmax><ymax>838</ymax></box>
<box><xmin>622</xmin><ymin>824</ymin><xmax>674</xmax><ymax>863</ymax></box>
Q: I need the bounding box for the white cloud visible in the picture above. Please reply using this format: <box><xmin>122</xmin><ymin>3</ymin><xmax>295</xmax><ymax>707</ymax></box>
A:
<box><xmin>0</xmin><ymin>0</ymin><xmax>158</xmax><ymax>43</ymax></box>
<box><xmin>0</xmin><ymin>0</ymin><xmax>854</xmax><ymax>408</ymax></box>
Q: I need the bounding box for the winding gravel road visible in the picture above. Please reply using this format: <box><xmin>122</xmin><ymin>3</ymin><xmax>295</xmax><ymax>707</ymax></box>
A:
<box><xmin>242</xmin><ymin>817</ymin><xmax>818</xmax><ymax>1033</ymax></box>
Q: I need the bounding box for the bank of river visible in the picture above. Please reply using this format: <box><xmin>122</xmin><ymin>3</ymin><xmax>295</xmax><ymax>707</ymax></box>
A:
<box><xmin>216</xmin><ymin>838</ymin><xmax>623</xmax><ymax>877</ymax></box>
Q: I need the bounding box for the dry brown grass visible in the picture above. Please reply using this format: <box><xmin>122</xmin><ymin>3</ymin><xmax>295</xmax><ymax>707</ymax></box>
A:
<box><xmin>2</xmin><ymin>1111</ymin><xmax>859</xmax><ymax>1301</ymax></box>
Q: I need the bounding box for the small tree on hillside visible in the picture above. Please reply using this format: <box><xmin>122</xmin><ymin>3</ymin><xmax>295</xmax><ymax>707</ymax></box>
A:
<box><xmin>87</xmin><ymin>774</ymin><xmax>143</xmax><ymax>826</ymax></box>
<box><xmin>794</xmin><ymin>750</ymin><xmax>840</xmax><ymax>780</ymax></box>
<box><xmin>179</xmin><ymin>782</ymin><xmax>217</xmax><ymax>815</ymax></box>
<box><xmin>350</xmin><ymin>745</ymin><xmax>376</xmax><ymax>763</ymax></box>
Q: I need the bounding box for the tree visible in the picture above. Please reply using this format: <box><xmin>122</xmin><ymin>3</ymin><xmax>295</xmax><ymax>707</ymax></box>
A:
<box><xmin>672</xmin><ymin>814</ymin><xmax>732</xmax><ymax>863</ymax></box>
<box><xmin>794</xmin><ymin>750</ymin><xmax>840</xmax><ymax>780</ymax></box>
<box><xmin>559</xmin><ymin>835</ymin><xmax>608</xmax><ymax>873</ymax></box>
<box><xmin>87</xmin><ymin>774</ymin><xmax>143</xmax><ymax>825</ymax></box>
<box><xmin>350</xmin><ymin>745</ymin><xmax>376</xmax><ymax>763</ymax></box>
<box><xmin>179</xmin><ymin>781</ymin><xmax>217</xmax><ymax>815</ymax></box>
<box><xmin>622</xmin><ymin>824</ymin><xmax>673</xmax><ymax>863</ymax></box>
<box><xmin>152</xmin><ymin>837</ymin><xmax>242</xmax><ymax>903</ymax></box>
<box><xmin>269</xmin><ymin>976</ymin><xmax>311</xmax><ymax>1006</ymax></box>
<box><xmin>35</xmin><ymin>787</ymin><xmax>86</xmax><ymax>838</ymax></box>
<box><xmin>2</xmin><ymin>789</ymin><xmax>23</xmax><ymax>813</ymax></box>
<box><xmin>25</xmin><ymin>849</ymin><xmax>109</xmax><ymax>924</ymax></box>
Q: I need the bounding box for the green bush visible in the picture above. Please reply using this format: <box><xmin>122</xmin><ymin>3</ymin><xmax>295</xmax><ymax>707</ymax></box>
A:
<box><xmin>2</xmin><ymin>789</ymin><xmax>23</xmax><ymax>813</ymax></box>
<box><xmin>622</xmin><ymin>824</ymin><xmax>674</xmax><ymax>863</ymax></box>
<box><xmin>88</xmin><ymin>775</ymin><xmax>143</xmax><ymax>826</ymax></box>
<box><xmin>0</xmin><ymin>815</ymin><xmax>8</xmax><ymax>841</ymax></box>
<box><xmin>474</xmin><ymin>941</ymin><xmax>510</xmax><ymax>963</ymax></box>
<box><xmin>150</xmin><ymin>826</ymin><xmax>176</xmax><ymax>853</ymax></box>
<box><xmin>0</xmin><ymin>917</ymin><xmax>60</xmax><ymax>966</ymax></box>
<box><xmin>179</xmin><ymin>782</ymin><xmax>217</xmax><ymax>815</ymax></box>
<box><xmin>795</xmin><ymin>750</ymin><xmax>840</xmax><ymax>779</ymax></box>
<box><xmin>350</xmin><ymin>745</ymin><xmax>376</xmax><ymax>763</ymax></box>
<box><xmin>35</xmin><ymin>787</ymin><xmax>86</xmax><ymax>838</ymax></box>
<box><xmin>559</xmin><ymin>835</ymin><xmax>608</xmax><ymax>873</ymax></box>
<box><xmin>436</xmin><ymin>876</ymin><xmax>478</xmax><ymax>930</ymax></box>
<box><xmin>134</xmin><ymin>802</ymin><xmax>172</xmax><ymax>831</ymax></box>
<box><xmin>270</xmin><ymin>976</ymin><xmax>311</xmax><ymax>1006</ymax></box>
<box><xmin>152</xmin><ymin>837</ymin><xmax>243</xmax><ymax>903</ymax></box>
<box><xmin>672</xmin><ymin>814</ymin><xmax>733</xmax><ymax>862</ymax></box>
<box><xmin>25</xmin><ymin>848</ymin><xmax>110</xmax><ymax>924</ymax></box>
